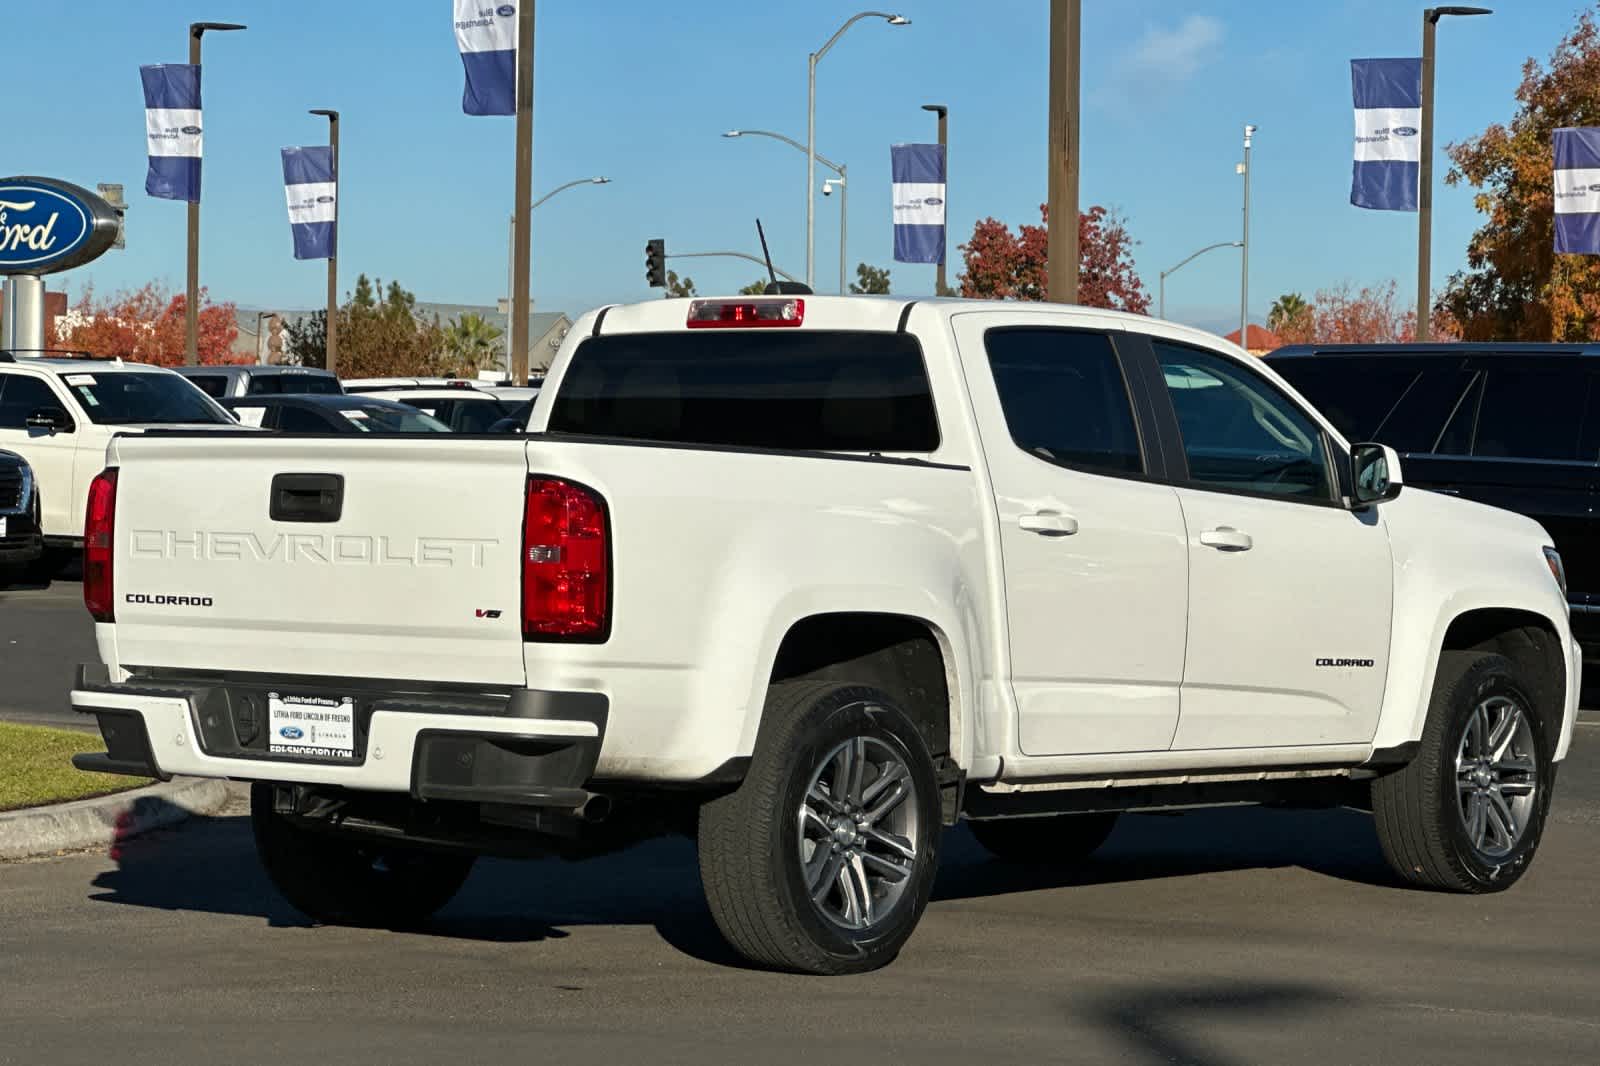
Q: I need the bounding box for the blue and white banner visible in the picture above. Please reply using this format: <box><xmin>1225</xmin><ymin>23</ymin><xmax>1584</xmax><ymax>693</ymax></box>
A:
<box><xmin>141</xmin><ymin>64</ymin><xmax>202</xmax><ymax>202</ymax></box>
<box><xmin>454</xmin><ymin>0</ymin><xmax>517</xmax><ymax>116</ymax></box>
<box><xmin>1554</xmin><ymin>128</ymin><xmax>1600</xmax><ymax>254</ymax></box>
<box><xmin>1351</xmin><ymin>58</ymin><xmax>1421</xmax><ymax>212</ymax></box>
<box><xmin>892</xmin><ymin>143</ymin><xmax>946</xmax><ymax>264</ymax></box>
<box><xmin>281</xmin><ymin>146</ymin><xmax>336</xmax><ymax>260</ymax></box>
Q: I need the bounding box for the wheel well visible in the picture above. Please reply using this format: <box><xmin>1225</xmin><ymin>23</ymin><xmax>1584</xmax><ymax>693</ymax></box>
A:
<box><xmin>769</xmin><ymin>614</ymin><xmax>952</xmax><ymax>758</ymax></box>
<box><xmin>1441</xmin><ymin>609</ymin><xmax>1566</xmax><ymax>751</ymax></box>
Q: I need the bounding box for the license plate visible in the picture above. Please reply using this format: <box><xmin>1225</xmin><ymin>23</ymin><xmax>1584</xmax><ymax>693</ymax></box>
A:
<box><xmin>268</xmin><ymin>692</ymin><xmax>356</xmax><ymax>759</ymax></box>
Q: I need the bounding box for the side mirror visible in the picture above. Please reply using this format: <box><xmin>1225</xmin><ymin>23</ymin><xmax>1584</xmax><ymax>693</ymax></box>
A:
<box><xmin>1351</xmin><ymin>442</ymin><xmax>1403</xmax><ymax>507</ymax></box>
<box><xmin>25</xmin><ymin>407</ymin><xmax>73</xmax><ymax>434</ymax></box>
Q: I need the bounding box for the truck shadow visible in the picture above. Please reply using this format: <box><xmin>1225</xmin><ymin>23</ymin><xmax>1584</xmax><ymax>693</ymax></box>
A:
<box><xmin>88</xmin><ymin>801</ymin><xmax>1401</xmax><ymax>969</ymax></box>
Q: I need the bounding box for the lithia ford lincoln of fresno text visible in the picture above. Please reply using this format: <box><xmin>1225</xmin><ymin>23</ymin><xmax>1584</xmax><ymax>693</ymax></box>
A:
<box><xmin>69</xmin><ymin>295</ymin><xmax>1580</xmax><ymax>974</ymax></box>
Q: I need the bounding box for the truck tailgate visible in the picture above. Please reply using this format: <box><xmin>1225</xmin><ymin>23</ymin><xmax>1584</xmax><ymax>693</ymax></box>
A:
<box><xmin>105</xmin><ymin>435</ymin><xmax>529</xmax><ymax>685</ymax></box>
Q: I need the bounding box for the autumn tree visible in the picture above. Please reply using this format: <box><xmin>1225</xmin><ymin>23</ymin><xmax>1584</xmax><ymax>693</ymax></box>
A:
<box><xmin>849</xmin><ymin>263</ymin><xmax>892</xmax><ymax>294</ymax></box>
<box><xmin>957</xmin><ymin>204</ymin><xmax>1150</xmax><ymax>313</ymax></box>
<box><xmin>1441</xmin><ymin>7</ymin><xmax>1600</xmax><ymax>339</ymax></box>
<box><xmin>52</xmin><ymin>283</ymin><xmax>241</xmax><ymax>365</ymax></box>
<box><xmin>1273</xmin><ymin>280</ymin><xmax>1459</xmax><ymax>346</ymax></box>
<box><xmin>285</xmin><ymin>274</ymin><xmax>449</xmax><ymax>378</ymax></box>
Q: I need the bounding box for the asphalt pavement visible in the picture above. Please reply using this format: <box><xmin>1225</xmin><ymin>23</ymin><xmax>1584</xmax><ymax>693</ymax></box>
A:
<box><xmin>3</xmin><ymin>576</ymin><xmax>1599</xmax><ymax>1064</ymax></box>
<box><xmin>0</xmin><ymin>566</ymin><xmax>95</xmax><ymax>730</ymax></box>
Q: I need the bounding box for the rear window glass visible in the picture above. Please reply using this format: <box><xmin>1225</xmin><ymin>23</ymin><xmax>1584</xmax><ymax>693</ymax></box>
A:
<box><xmin>247</xmin><ymin>372</ymin><xmax>341</xmax><ymax>396</ymax></box>
<box><xmin>184</xmin><ymin>374</ymin><xmax>229</xmax><ymax>398</ymax></box>
<box><xmin>1474</xmin><ymin>367</ymin><xmax>1592</xmax><ymax>461</ymax></box>
<box><xmin>547</xmin><ymin>332</ymin><xmax>940</xmax><ymax>452</ymax></box>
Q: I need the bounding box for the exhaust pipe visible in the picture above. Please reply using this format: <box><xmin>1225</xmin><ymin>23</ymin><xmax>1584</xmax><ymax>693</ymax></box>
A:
<box><xmin>572</xmin><ymin>792</ymin><xmax>612</xmax><ymax>823</ymax></box>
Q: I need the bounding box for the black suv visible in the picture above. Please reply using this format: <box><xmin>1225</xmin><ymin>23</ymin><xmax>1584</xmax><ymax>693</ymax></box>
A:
<box><xmin>1268</xmin><ymin>343</ymin><xmax>1599</xmax><ymax>660</ymax></box>
<box><xmin>0</xmin><ymin>448</ymin><xmax>43</xmax><ymax>569</ymax></box>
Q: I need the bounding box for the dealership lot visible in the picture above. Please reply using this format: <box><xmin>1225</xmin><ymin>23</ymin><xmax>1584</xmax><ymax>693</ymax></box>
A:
<box><xmin>3</xmin><ymin>575</ymin><xmax>1599</xmax><ymax>1065</ymax></box>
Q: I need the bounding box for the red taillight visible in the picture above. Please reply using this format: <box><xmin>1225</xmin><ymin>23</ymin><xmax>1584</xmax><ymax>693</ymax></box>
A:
<box><xmin>686</xmin><ymin>297</ymin><xmax>804</xmax><ymax>328</ymax></box>
<box><xmin>521</xmin><ymin>476</ymin><xmax>610</xmax><ymax>640</ymax></box>
<box><xmin>84</xmin><ymin>468</ymin><xmax>118</xmax><ymax>622</ymax></box>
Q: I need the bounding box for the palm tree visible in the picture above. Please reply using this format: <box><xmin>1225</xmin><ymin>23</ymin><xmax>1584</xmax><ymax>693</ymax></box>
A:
<box><xmin>1268</xmin><ymin>292</ymin><xmax>1310</xmax><ymax>333</ymax></box>
<box><xmin>445</xmin><ymin>312</ymin><xmax>503</xmax><ymax>376</ymax></box>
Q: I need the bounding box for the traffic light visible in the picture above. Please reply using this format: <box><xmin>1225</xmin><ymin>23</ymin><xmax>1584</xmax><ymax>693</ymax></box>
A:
<box><xmin>645</xmin><ymin>238</ymin><xmax>666</xmax><ymax>288</ymax></box>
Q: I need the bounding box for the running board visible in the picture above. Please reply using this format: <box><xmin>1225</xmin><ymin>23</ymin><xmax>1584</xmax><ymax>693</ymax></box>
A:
<box><xmin>964</xmin><ymin>767</ymin><xmax>1365</xmax><ymax>820</ymax></box>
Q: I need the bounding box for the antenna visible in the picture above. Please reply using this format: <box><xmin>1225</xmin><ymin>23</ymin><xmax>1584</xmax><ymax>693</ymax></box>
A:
<box><xmin>756</xmin><ymin>219</ymin><xmax>779</xmax><ymax>288</ymax></box>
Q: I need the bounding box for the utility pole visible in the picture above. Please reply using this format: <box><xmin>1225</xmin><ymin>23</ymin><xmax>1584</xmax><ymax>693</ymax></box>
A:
<box><xmin>1046</xmin><ymin>0</ymin><xmax>1081</xmax><ymax>304</ymax></box>
<box><xmin>922</xmin><ymin>103</ymin><xmax>948</xmax><ymax>295</ymax></box>
<box><xmin>311</xmin><ymin>109</ymin><xmax>339</xmax><ymax>374</ymax></box>
<box><xmin>185</xmin><ymin>21</ymin><xmax>245</xmax><ymax>365</ymax></box>
<box><xmin>1239</xmin><ymin>124</ymin><xmax>1256</xmax><ymax>346</ymax></box>
<box><xmin>507</xmin><ymin>2</ymin><xmax>535</xmax><ymax>384</ymax></box>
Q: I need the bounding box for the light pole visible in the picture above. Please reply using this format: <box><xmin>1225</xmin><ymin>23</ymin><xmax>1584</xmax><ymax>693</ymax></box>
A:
<box><xmin>1047</xmin><ymin>0</ymin><xmax>1081</xmax><ymax>304</ymax></box>
<box><xmin>508</xmin><ymin>1</ymin><xmax>536</xmax><ymax>384</ymax></box>
<box><xmin>807</xmin><ymin>11</ymin><xmax>908</xmax><ymax>289</ymax></box>
<box><xmin>1239</xmin><ymin>124</ymin><xmax>1257</xmax><ymax>345</ymax></box>
<box><xmin>1158</xmin><ymin>241</ymin><xmax>1242</xmax><ymax>320</ymax></box>
<box><xmin>184</xmin><ymin>21</ymin><xmax>245</xmax><ymax>365</ymax></box>
<box><xmin>309</xmin><ymin>108</ymin><xmax>339</xmax><ymax>374</ymax></box>
<box><xmin>725</xmin><ymin>131</ymin><xmax>847</xmax><ymax>292</ymax></box>
<box><xmin>922</xmin><ymin>103</ymin><xmax>948</xmax><ymax>294</ymax></box>
<box><xmin>1417</xmin><ymin>6</ymin><xmax>1491</xmax><ymax>341</ymax></box>
<box><xmin>504</xmin><ymin>177</ymin><xmax>609</xmax><ymax>370</ymax></box>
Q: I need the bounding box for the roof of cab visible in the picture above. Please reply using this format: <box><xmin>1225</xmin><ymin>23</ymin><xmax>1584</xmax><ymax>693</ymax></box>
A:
<box><xmin>1268</xmin><ymin>342</ymin><xmax>1600</xmax><ymax>359</ymax></box>
<box><xmin>12</xmin><ymin>355</ymin><xmax>176</xmax><ymax>373</ymax></box>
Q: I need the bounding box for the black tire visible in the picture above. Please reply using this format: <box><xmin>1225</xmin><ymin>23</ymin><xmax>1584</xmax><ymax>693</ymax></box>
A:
<box><xmin>1372</xmin><ymin>651</ymin><xmax>1553</xmax><ymax>893</ymax></box>
<box><xmin>968</xmin><ymin>811</ymin><xmax>1120</xmax><ymax>864</ymax></box>
<box><xmin>697</xmin><ymin>681</ymin><xmax>942</xmax><ymax>975</ymax></box>
<box><xmin>250</xmin><ymin>783</ymin><xmax>475</xmax><ymax>927</ymax></box>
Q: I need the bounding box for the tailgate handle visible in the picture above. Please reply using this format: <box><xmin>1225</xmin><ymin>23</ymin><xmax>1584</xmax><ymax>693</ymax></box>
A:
<box><xmin>270</xmin><ymin>473</ymin><xmax>344</xmax><ymax>523</ymax></box>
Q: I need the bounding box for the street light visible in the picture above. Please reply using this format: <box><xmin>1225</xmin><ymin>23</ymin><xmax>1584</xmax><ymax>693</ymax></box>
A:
<box><xmin>184</xmin><ymin>20</ymin><xmax>246</xmax><ymax>365</ymax></box>
<box><xmin>1158</xmin><ymin>241</ymin><xmax>1242</xmax><ymax>320</ymax></box>
<box><xmin>807</xmin><ymin>11</ymin><xmax>908</xmax><ymax>288</ymax></box>
<box><xmin>503</xmin><ymin>177</ymin><xmax>611</xmax><ymax>370</ymax></box>
<box><xmin>922</xmin><ymin>104</ymin><xmax>949</xmax><ymax>295</ymax></box>
<box><xmin>1239</xmin><ymin>123</ymin><xmax>1257</xmax><ymax>344</ymax></box>
<box><xmin>309</xmin><ymin>108</ymin><xmax>339</xmax><ymax>374</ymax></box>
<box><xmin>1416</xmin><ymin>5</ymin><xmax>1491</xmax><ymax>341</ymax></box>
<box><xmin>725</xmin><ymin>131</ymin><xmax>848</xmax><ymax>293</ymax></box>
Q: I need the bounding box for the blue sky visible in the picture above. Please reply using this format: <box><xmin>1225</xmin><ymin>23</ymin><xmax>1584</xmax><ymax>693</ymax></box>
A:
<box><xmin>7</xmin><ymin>0</ymin><xmax>1584</xmax><ymax>333</ymax></box>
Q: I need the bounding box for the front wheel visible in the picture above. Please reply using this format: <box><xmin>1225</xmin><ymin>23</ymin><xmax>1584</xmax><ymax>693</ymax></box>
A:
<box><xmin>697</xmin><ymin>681</ymin><xmax>943</xmax><ymax>975</ymax></box>
<box><xmin>250</xmin><ymin>784</ymin><xmax>475</xmax><ymax>927</ymax></box>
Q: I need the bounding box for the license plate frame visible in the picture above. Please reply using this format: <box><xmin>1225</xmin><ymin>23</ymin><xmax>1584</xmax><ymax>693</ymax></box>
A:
<box><xmin>267</xmin><ymin>692</ymin><xmax>357</xmax><ymax>761</ymax></box>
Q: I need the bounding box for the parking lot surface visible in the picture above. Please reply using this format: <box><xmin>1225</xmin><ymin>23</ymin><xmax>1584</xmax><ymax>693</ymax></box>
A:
<box><xmin>2</xmin><ymin>578</ymin><xmax>1599</xmax><ymax>1066</ymax></box>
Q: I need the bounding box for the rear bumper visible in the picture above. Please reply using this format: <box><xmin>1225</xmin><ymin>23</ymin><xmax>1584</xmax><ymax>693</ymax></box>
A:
<box><xmin>70</xmin><ymin>665</ymin><xmax>607</xmax><ymax>807</ymax></box>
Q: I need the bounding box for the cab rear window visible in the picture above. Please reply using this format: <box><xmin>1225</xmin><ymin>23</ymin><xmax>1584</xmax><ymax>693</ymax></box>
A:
<box><xmin>547</xmin><ymin>332</ymin><xmax>939</xmax><ymax>452</ymax></box>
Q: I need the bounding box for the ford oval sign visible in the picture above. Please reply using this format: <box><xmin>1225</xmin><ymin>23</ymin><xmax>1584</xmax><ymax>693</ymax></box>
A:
<box><xmin>1392</xmin><ymin>126</ymin><xmax>1418</xmax><ymax>137</ymax></box>
<box><xmin>924</xmin><ymin>197</ymin><xmax>944</xmax><ymax>206</ymax></box>
<box><xmin>278</xmin><ymin>726</ymin><xmax>305</xmax><ymax>740</ymax></box>
<box><xmin>497</xmin><ymin>3</ymin><xmax>515</xmax><ymax>14</ymax></box>
<box><xmin>0</xmin><ymin>177</ymin><xmax>120</xmax><ymax>276</ymax></box>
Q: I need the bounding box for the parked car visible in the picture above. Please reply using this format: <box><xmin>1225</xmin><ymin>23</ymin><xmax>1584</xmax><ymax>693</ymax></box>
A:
<box><xmin>1267</xmin><ymin>343</ymin><xmax>1600</xmax><ymax>664</ymax></box>
<box><xmin>72</xmin><ymin>296</ymin><xmax>1578</xmax><ymax>975</ymax></box>
<box><xmin>341</xmin><ymin>377</ymin><xmax>453</xmax><ymax>394</ymax></box>
<box><xmin>174</xmin><ymin>365</ymin><xmax>343</xmax><ymax>399</ymax></box>
<box><xmin>0</xmin><ymin>353</ymin><xmax>240</xmax><ymax>544</ymax></box>
<box><xmin>222</xmin><ymin>394</ymin><xmax>451</xmax><ymax>434</ymax></box>
<box><xmin>360</xmin><ymin>386</ymin><xmax>524</xmax><ymax>432</ymax></box>
<box><xmin>0</xmin><ymin>448</ymin><xmax>43</xmax><ymax>569</ymax></box>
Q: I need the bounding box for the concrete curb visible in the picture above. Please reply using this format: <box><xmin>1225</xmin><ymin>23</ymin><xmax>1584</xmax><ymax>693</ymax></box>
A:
<box><xmin>0</xmin><ymin>776</ymin><xmax>231</xmax><ymax>861</ymax></box>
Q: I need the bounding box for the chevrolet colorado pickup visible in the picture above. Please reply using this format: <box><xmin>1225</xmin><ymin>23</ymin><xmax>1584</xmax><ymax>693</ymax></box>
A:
<box><xmin>71</xmin><ymin>296</ymin><xmax>1580</xmax><ymax>974</ymax></box>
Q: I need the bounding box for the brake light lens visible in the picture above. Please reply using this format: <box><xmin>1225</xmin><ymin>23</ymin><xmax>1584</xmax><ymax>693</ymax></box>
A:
<box><xmin>521</xmin><ymin>476</ymin><xmax>610</xmax><ymax>640</ymax></box>
<box><xmin>84</xmin><ymin>468</ymin><xmax>118</xmax><ymax>622</ymax></box>
<box><xmin>686</xmin><ymin>298</ymin><xmax>804</xmax><ymax>328</ymax></box>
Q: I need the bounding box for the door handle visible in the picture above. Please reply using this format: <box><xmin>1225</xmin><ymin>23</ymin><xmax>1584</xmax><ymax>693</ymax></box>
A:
<box><xmin>1198</xmin><ymin>526</ymin><xmax>1253</xmax><ymax>551</ymax></box>
<box><xmin>1018</xmin><ymin>512</ymin><xmax>1079</xmax><ymax>536</ymax></box>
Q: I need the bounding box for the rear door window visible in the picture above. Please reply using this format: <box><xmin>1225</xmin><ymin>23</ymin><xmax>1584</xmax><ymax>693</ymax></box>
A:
<box><xmin>548</xmin><ymin>332</ymin><xmax>940</xmax><ymax>451</ymax></box>
<box><xmin>0</xmin><ymin>374</ymin><xmax>67</xmax><ymax>429</ymax></box>
<box><xmin>982</xmin><ymin>328</ymin><xmax>1143</xmax><ymax>475</ymax></box>
<box><xmin>1472</xmin><ymin>363</ymin><xmax>1593</xmax><ymax>461</ymax></box>
<box><xmin>184</xmin><ymin>374</ymin><xmax>230</xmax><ymax>398</ymax></box>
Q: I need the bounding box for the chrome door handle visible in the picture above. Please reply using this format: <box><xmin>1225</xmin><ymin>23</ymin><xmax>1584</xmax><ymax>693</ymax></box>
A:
<box><xmin>1198</xmin><ymin>526</ymin><xmax>1253</xmax><ymax>551</ymax></box>
<box><xmin>1018</xmin><ymin>512</ymin><xmax>1079</xmax><ymax>536</ymax></box>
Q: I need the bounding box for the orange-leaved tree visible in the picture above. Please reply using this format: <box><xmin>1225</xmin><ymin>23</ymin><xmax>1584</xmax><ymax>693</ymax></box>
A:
<box><xmin>51</xmin><ymin>283</ymin><xmax>241</xmax><ymax>365</ymax></box>
<box><xmin>957</xmin><ymin>204</ymin><xmax>1150</xmax><ymax>313</ymax></box>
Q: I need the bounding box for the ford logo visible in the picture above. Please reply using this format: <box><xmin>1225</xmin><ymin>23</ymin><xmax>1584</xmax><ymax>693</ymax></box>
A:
<box><xmin>1391</xmin><ymin>126</ymin><xmax>1418</xmax><ymax>137</ymax></box>
<box><xmin>497</xmin><ymin>3</ymin><xmax>515</xmax><ymax>14</ymax></box>
<box><xmin>180</xmin><ymin>125</ymin><xmax>202</xmax><ymax>135</ymax></box>
<box><xmin>278</xmin><ymin>726</ymin><xmax>304</xmax><ymax>740</ymax></box>
<box><xmin>0</xmin><ymin>177</ymin><xmax>119</xmax><ymax>274</ymax></box>
<box><xmin>1588</xmin><ymin>184</ymin><xmax>1600</xmax><ymax>193</ymax></box>
<box><xmin>923</xmin><ymin>197</ymin><xmax>943</xmax><ymax>206</ymax></box>
<box><xmin>316</xmin><ymin>195</ymin><xmax>335</xmax><ymax>204</ymax></box>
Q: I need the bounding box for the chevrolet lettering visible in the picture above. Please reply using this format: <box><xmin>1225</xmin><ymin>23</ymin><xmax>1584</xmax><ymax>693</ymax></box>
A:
<box><xmin>128</xmin><ymin>530</ymin><xmax>497</xmax><ymax>568</ymax></box>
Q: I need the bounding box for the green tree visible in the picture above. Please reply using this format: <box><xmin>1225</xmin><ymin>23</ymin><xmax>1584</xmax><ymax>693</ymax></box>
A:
<box><xmin>739</xmin><ymin>279</ymin><xmax>770</xmax><ymax>295</ymax></box>
<box><xmin>665</xmin><ymin>270</ymin><xmax>697</xmax><ymax>298</ymax></box>
<box><xmin>350</xmin><ymin>273</ymin><xmax>377</xmax><ymax>309</ymax></box>
<box><xmin>285</xmin><ymin>310</ymin><xmax>327</xmax><ymax>368</ymax></box>
<box><xmin>1267</xmin><ymin>292</ymin><xmax>1310</xmax><ymax>333</ymax></box>
<box><xmin>848</xmin><ymin>262</ymin><xmax>892</xmax><ymax>295</ymax></box>
<box><xmin>444</xmin><ymin>312</ymin><xmax>503</xmax><ymax>376</ymax></box>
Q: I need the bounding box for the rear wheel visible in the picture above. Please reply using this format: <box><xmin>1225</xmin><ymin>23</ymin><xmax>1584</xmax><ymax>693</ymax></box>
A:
<box><xmin>1372</xmin><ymin>652</ymin><xmax>1552</xmax><ymax>893</ymax></box>
<box><xmin>250</xmin><ymin>783</ymin><xmax>475</xmax><ymax>927</ymax></box>
<box><xmin>968</xmin><ymin>812</ymin><xmax>1120</xmax><ymax>864</ymax></box>
<box><xmin>698</xmin><ymin>681</ymin><xmax>942</xmax><ymax>975</ymax></box>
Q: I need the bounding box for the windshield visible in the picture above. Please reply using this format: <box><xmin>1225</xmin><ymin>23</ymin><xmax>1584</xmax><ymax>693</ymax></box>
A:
<box><xmin>61</xmin><ymin>371</ymin><xmax>232</xmax><ymax>425</ymax></box>
<box><xmin>340</xmin><ymin>404</ymin><xmax>451</xmax><ymax>433</ymax></box>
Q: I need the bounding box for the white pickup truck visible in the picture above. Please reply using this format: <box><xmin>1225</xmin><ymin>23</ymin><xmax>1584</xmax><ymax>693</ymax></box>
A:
<box><xmin>72</xmin><ymin>295</ymin><xmax>1580</xmax><ymax>974</ymax></box>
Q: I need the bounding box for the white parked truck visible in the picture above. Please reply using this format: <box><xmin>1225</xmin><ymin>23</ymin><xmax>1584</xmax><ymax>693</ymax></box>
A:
<box><xmin>72</xmin><ymin>296</ymin><xmax>1580</xmax><ymax>974</ymax></box>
